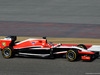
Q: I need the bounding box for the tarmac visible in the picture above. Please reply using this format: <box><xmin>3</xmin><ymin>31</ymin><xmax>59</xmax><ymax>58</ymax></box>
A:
<box><xmin>0</xmin><ymin>54</ymin><xmax>100</xmax><ymax>75</ymax></box>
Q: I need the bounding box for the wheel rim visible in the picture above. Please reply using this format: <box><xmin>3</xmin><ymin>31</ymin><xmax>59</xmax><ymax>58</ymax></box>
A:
<box><xmin>4</xmin><ymin>49</ymin><xmax>10</xmax><ymax>57</ymax></box>
<box><xmin>67</xmin><ymin>51</ymin><xmax>75</xmax><ymax>59</ymax></box>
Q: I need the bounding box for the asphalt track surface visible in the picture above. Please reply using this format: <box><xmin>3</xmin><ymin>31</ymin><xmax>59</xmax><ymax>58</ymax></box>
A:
<box><xmin>0</xmin><ymin>54</ymin><xmax>100</xmax><ymax>75</ymax></box>
<box><xmin>0</xmin><ymin>0</ymin><xmax>100</xmax><ymax>75</ymax></box>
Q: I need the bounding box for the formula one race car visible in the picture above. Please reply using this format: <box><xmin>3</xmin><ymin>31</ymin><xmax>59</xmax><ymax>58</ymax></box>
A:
<box><xmin>0</xmin><ymin>36</ymin><xmax>99</xmax><ymax>62</ymax></box>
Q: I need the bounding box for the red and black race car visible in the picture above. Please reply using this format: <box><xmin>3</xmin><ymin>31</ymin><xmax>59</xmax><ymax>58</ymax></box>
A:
<box><xmin>0</xmin><ymin>36</ymin><xmax>99</xmax><ymax>61</ymax></box>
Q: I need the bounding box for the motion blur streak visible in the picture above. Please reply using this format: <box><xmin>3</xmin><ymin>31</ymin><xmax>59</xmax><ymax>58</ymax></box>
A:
<box><xmin>0</xmin><ymin>21</ymin><xmax>100</xmax><ymax>38</ymax></box>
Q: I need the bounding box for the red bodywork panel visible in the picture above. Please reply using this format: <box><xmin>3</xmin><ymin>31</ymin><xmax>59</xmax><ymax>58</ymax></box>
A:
<box><xmin>0</xmin><ymin>40</ymin><xmax>11</xmax><ymax>49</ymax></box>
<box><xmin>0</xmin><ymin>38</ymin><xmax>92</xmax><ymax>49</ymax></box>
<box><xmin>81</xmin><ymin>56</ymin><xmax>91</xmax><ymax>60</ymax></box>
<box><xmin>78</xmin><ymin>51</ymin><xmax>94</xmax><ymax>54</ymax></box>
<box><xmin>13</xmin><ymin>39</ymin><xmax>51</xmax><ymax>49</ymax></box>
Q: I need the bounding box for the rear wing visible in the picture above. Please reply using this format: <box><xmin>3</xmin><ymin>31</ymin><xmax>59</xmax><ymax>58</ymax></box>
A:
<box><xmin>0</xmin><ymin>36</ymin><xmax>17</xmax><ymax>49</ymax></box>
<box><xmin>0</xmin><ymin>37</ymin><xmax>11</xmax><ymax>49</ymax></box>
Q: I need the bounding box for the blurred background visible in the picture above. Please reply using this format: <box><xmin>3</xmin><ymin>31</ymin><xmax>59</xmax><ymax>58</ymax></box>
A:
<box><xmin>0</xmin><ymin>0</ymin><xmax>100</xmax><ymax>38</ymax></box>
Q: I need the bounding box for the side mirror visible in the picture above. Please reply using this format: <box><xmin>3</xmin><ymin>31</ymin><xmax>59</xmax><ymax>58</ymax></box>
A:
<box><xmin>43</xmin><ymin>37</ymin><xmax>46</xmax><ymax>39</ymax></box>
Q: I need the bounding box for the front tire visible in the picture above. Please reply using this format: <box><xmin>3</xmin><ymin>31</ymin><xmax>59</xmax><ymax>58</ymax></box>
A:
<box><xmin>2</xmin><ymin>47</ymin><xmax>15</xmax><ymax>58</ymax></box>
<box><xmin>77</xmin><ymin>44</ymin><xmax>87</xmax><ymax>49</ymax></box>
<box><xmin>66</xmin><ymin>50</ymin><xmax>79</xmax><ymax>61</ymax></box>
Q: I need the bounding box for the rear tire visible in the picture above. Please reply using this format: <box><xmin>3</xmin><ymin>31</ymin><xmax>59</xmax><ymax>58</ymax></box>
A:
<box><xmin>2</xmin><ymin>47</ymin><xmax>15</xmax><ymax>58</ymax></box>
<box><xmin>66</xmin><ymin>50</ymin><xmax>79</xmax><ymax>61</ymax></box>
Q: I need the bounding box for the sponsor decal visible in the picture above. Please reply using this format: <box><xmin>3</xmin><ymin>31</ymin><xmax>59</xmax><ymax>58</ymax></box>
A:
<box><xmin>2</xmin><ymin>42</ymin><xmax>6</xmax><ymax>46</ymax></box>
<box><xmin>31</xmin><ymin>42</ymin><xmax>35</xmax><ymax>44</ymax></box>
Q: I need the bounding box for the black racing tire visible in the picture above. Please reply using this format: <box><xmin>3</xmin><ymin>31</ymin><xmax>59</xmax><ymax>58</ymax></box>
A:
<box><xmin>77</xmin><ymin>44</ymin><xmax>87</xmax><ymax>50</ymax></box>
<box><xmin>66</xmin><ymin>50</ymin><xmax>79</xmax><ymax>62</ymax></box>
<box><xmin>2</xmin><ymin>47</ymin><xmax>15</xmax><ymax>59</ymax></box>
